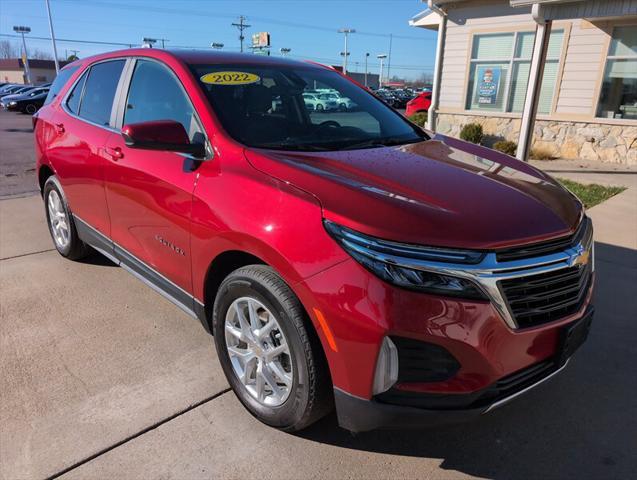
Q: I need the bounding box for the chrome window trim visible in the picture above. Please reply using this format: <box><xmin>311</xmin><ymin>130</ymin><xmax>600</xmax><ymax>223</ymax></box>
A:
<box><xmin>339</xmin><ymin>219</ymin><xmax>593</xmax><ymax>330</ymax></box>
<box><xmin>60</xmin><ymin>57</ymin><xmax>128</xmax><ymax>134</ymax></box>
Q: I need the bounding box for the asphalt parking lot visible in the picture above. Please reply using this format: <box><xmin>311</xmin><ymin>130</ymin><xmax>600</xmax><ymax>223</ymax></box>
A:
<box><xmin>1</xmin><ymin>109</ymin><xmax>636</xmax><ymax>479</ymax></box>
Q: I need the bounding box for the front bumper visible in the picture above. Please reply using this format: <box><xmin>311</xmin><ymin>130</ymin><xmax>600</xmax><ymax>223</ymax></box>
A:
<box><xmin>334</xmin><ymin>307</ymin><xmax>593</xmax><ymax>432</ymax></box>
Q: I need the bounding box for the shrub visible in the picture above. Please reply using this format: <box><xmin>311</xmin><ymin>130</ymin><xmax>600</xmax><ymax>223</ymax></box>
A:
<box><xmin>408</xmin><ymin>111</ymin><xmax>428</xmax><ymax>128</ymax></box>
<box><xmin>493</xmin><ymin>140</ymin><xmax>517</xmax><ymax>156</ymax></box>
<box><xmin>460</xmin><ymin>123</ymin><xmax>484</xmax><ymax>144</ymax></box>
<box><xmin>529</xmin><ymin>147</ymin><xmax>554</xmax><ymax>160</ymax></box>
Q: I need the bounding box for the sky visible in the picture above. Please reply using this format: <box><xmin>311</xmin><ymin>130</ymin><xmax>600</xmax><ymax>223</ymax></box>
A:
<box><xmin>0</xmin><ymin>0</ymin><xmax>437</xmax><ymax>80</ymax></box>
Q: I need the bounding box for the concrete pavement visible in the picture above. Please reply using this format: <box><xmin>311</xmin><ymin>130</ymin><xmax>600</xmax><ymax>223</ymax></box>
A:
<box><xmin>1</xmin><ymin>185</ymin><xmax>636</xmax><ymax>479</ymax></box>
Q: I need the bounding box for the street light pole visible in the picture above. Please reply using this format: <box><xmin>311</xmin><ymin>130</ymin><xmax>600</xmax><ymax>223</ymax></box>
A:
<box><xmin>364</xmin><ymin>52</ymin><xmax>370</xmax><ymax>87</ymax></box>
<box><xmin>13</xmin><ymin>26</ymin><xmax>31</xmax><ymax>84</ymax></box>
<box><xmin>377</xmin><ymin>54</ymin><xmax>387</xmax><ymax>89</ymax></box>
<box><xmin>44</xmin><ymin>0</ymin><xmax>60</xmax><ymax>73</ymax></box>
<box><xmin>338</xmin><ymin>28</ymin><xmax>355</xmax><ymax>75</ymax></box>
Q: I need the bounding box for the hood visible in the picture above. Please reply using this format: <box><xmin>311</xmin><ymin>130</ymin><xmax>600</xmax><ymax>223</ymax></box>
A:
<box><xmin>245</xmin><ymin>134</ymin><xmax>582</xmax><ymax>250</ymax></box>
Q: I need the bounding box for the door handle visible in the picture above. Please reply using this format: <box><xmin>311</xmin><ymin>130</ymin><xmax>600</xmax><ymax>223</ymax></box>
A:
<box><xmin>55</xmin><ymin>123</ymin><xmax>65</xmax><ymax>134</ymax></box>
<box><xmin>105</xmin><ymin>146</ymin><xmax>124</xmax><ymax>161</ymax></box>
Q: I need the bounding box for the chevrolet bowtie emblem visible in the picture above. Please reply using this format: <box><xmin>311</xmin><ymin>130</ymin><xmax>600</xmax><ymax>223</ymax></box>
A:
<box><xmin>572</xmin><ymin>249</ymin><xmax>590</xmax><ymax>267</ymax></box>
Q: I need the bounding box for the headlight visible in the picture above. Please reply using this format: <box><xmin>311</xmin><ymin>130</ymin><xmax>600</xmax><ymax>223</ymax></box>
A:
<box><xmin>324</xmin><ymin>220</ymin><xmax>487</xmax><ymax>300</ymax></box>
<box><xmin>9</xmin><ymin>101</ymin><xmax>17</xmax><ymax>106</ymax></box>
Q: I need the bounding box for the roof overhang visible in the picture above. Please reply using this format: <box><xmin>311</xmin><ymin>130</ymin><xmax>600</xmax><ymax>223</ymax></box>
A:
<box><xmin>409</xmin><ymin>9</ymin><xmax>442</xmax><ymax>29</ymax></box>
<box><xmin>510</xmin><ymin>0</ymin><xmax>584</xmax><ymax>6</ymax></box>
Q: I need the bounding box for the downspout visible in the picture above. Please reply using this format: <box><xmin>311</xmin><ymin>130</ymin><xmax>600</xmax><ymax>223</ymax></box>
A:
<box><xmin>516</xmin><ymin>3</ymin><xmax>552</xmax><ymax>161</ymax></box>
<box><xmin>427</xmin><ymin>0</ymin><xmax>447</xmax><ymax>132</ymax></box>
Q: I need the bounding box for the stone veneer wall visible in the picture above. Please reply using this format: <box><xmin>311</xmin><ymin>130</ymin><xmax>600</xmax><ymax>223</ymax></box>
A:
<box><xmin>436</xmin><ymin>113</ymin><xmax>637</xmax><ymax>165</ymax></box>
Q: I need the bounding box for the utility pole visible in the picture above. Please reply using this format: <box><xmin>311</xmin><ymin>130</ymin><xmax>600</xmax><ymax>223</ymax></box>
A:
<box><xmin>387</xmin><ymin>33</ymin><xmax>393</xmax><ymax>83</ymax></box>
<box><xmin>232</xmin><ymin>16</ymin><xmax>251</xmax><ymax>53</ymax></box>
<box><xmin>377</xmin><ymin>54</ymin><xmax>387</xmax><ymax>89</ymax></box>
<box><xmin>338</xmin><ymin>28</ymin><xmax>355</xmax><ymax>75</ymax></box>
<box><xmin>44</xmin><ymin>0</ymin><xmax>59</xmax><ymax>73</ymax></box>
<box><xmin>364</xmin><ymin>52</ymin><xmax>370</xmax><ymax>87</ymax></box>
<box><xmin>13</xmin><ymin>26</ymin><xmax>31</xmax><ymax>84</ymax></box>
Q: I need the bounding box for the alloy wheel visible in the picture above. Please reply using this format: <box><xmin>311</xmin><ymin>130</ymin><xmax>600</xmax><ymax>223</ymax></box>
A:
<box><xmin>47</xmin><ymin>190</ymin><xmax>70</xmax><ymax>249</ymax></box>
<box><xmin>225</xmin><ymin>297</ymin><xmax>294</xmax><ymax>406</ymax></box>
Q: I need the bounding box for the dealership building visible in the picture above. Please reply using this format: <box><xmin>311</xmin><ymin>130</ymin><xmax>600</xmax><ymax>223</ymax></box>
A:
<box><xmin>0</xmin><ymin>59</ymin><xmax>65</xmax><ymax>85</ymax></box>
<box><xmin>411</xmin><ymin>0</ymin><xmax>637</xmax><ymax>164</ymax></box>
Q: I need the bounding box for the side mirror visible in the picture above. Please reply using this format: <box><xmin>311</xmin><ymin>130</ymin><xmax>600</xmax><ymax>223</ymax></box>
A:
<box><xmin>121</xmin><ymin>120</ymin><xmax>206</xmax><ymax>158</ymax></box>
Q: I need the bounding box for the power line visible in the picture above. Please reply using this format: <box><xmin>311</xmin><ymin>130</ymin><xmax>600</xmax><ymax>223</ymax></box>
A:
<box><xmin>54</xmin><ymin>0</ymin><xmax>433</xmax><ymax>42</ymax></box>
<box><xmin>0</xmin><ymin>33</ymin><xmax>434</xmax><ymax>72</ymax></box>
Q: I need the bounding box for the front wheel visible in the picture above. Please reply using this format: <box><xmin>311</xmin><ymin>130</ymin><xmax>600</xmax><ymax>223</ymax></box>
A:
<box><xmin>212</xmin><ymin>265</ymin><xmax>332</xmax><ymax>431</ymax></box>
<box><xmin>25</xmin><ymin>103</ymin><xmax>37</xmax><ymax>114</ymax></box>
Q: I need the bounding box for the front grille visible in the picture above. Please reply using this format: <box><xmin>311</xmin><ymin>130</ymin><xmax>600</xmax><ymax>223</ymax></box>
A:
<box><xmin>499</xmin><ymin>262</ymin><xmax>592</xmax><ymax>328</ymax></box>
<box><xmin>496</xmin><ymin>217</ymin><xmax>591</xmax><ymax>262</ymax></box>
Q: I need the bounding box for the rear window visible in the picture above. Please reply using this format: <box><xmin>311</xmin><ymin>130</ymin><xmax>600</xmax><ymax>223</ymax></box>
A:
<box><xmin>79</xmin><ymin>60</ymin><xmax>125</xmax><ymax>126</ymax></box>
<box><xmin>44</xmin><ymin>65</ymin><xmax>79</xmax><ymax>106</ymax></box>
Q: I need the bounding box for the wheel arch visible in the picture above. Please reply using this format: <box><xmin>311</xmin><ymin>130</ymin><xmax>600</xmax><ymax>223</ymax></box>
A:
<box><xmin>38</xmin><ymin>164</ymin><xmax>55</xmax><ymax>196</ymax></box>
<box><xmin>200</xmin><ymin>248</ymin><xmax>333</xmax><ymax>388</ymax></box>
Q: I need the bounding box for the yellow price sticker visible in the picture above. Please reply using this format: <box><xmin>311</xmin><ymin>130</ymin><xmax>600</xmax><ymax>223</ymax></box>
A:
<box><xmin>200</xmin><ymin>71</ymin><xmax>261</xmax><ymax>85</ymax></box>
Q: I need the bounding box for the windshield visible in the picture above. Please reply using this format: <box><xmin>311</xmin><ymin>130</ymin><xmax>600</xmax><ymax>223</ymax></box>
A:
<box><xmin>191</xmin><ymin>64</ymin><xmax>428</xmax><ymax>151</ymax></box>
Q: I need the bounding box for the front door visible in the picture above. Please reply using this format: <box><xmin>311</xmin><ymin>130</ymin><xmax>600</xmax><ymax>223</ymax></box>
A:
<box><xmin>103</xmin><ymin>58</ymin><xmax>207</xmax><ymax>299</ymax></box>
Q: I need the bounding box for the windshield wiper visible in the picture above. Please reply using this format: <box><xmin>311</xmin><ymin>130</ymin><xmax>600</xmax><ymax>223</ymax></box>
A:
<box><xmin>254</xmin><ymin>140</ymin><xmax>332</xmax><ymax>152</ymax></box>
<box><xmin>339</xmin><ymin>136</ymin><xmax>425</xmax><ymax>151</ymax></box>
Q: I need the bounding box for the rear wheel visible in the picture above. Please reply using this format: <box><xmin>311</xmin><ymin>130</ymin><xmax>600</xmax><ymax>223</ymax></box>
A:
<box><xmin>25</xmin><ymin>103</ymin><xmax>37</xmax><ymax>114</ymax></box>
<box><xmin>43</xmin><ymin>176</ymin><xmax>89</xmax><ymax>260</ymax></box>
<box><xmin>213</xmin><ymin>265</ymin><xmax>332</xmax><ymax>431</ymax></box>
<box><xmin>315</xmin><ymin>103</ymin><xmax>324</xmax><ymax>111</ymax></box>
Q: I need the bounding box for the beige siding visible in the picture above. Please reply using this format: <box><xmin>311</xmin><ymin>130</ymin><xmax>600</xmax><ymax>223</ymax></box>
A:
<box><xmin>555</xmin><ymin>20</ymin><xmax>608</xmax><ymax>116</ymax></box>
<box><xmin>439</xmin><ymin>1</ymin><xmax>534</xmax><ymax>109</ymax></box>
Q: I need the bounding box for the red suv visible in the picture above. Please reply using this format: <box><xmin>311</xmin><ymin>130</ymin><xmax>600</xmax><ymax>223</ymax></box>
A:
<box><xmin>35</xmin><ymin>49</ymin><xmax>594</xmax><ymax>432</ymax></box>
<box><xmin>406</xmin><ymin>91</ymin><xmax>432</xmax><ymax>117</ymax></box>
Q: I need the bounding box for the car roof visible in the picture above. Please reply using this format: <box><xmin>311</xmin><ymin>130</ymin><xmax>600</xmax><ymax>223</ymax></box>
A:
<box><xmin>76</xmin><ymin>48</ymin><xmax>330</xmax><ymax>71</ymax></box>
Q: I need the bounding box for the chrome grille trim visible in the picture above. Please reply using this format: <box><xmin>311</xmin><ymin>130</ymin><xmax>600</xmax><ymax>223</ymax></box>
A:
<box><xmin>366</xmin><ymin>217</ymin><xmax>593</xmax><ymax>330</ymax></box>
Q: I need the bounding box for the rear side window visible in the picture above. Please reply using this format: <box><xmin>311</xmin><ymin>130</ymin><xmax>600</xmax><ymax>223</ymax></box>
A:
<box><xmin>79</xmin><ymin>60</ymin><xmax>125</xmax><ymax>126</ymax></box>
<box><xmin>44</xmin><ymin>66</ymin><xmax>78</xmax><ymax>106</ymax></box>
<box><xmin>66</xmin><ymin>72</ymin><xmax>87</xmax><ymax>115</ymax></box>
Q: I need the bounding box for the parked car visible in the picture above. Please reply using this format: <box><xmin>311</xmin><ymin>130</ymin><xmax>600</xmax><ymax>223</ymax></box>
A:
<box><xmin>318</xmin><ymin>92</ymin><xmax>355</xmax><ymax>111</ymax></box>
<box><xmin>302</xmin><ymin>92</ymin><xmax>337</xmax><ymax>111</ymax></box>
<box><xmin>406</xmin><ymin>91</ymin><xmax>432</xmax><ymax>117</ymax></box>
<box><xmin>3</xmin><ymin>87</ymin><xmax>50</xmax><ymax>113</ymax></box>
<box><xmin>374</xmin><ymin>89</ymin><xmax>395</xmax><ymax>107</ymax></box>
<box><xmin>0</xmin><ymin>85</ymin><xmax>33</xmax><ymax>98</ymax></box>
<box><xmin>35</xmin><ymin>49</ymin><xmax>593</xmax><ymax>433</ymax></box>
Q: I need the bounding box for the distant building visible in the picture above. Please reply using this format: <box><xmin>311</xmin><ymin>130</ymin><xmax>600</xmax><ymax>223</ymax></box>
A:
<box><xmin>331</xmin><ymin>66</ymin><xmax>380</xmax><ymax>89</ymax></box>
<box><xmin>0</xmin><ymin>59</ymin><xmax>68</xmax><ymax>85</ymax></box>
<box><xmin>410</xmin><ymin>0</ymin><xmax>637</xmax><ymax>164</ymax></box>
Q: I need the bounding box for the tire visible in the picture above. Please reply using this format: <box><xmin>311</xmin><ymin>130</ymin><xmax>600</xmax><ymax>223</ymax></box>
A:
<box><xmin>25</xmin><ymin>103</ymin><xmax>37</xmax><ymax>114</ymax></box>
<box><xmin>43</xmin><ymin>176</ymin><xmax>90</xmax><ymax>260</ymax></box>
<box><xmin>316</xmin><ymin>103</ymin><xmax>324</xmax><ymax>111</ymax></box>
<box><xmin>213</xmin><ymin>265</ymin><xmax>332</xmax><ymax>431</ymax></box>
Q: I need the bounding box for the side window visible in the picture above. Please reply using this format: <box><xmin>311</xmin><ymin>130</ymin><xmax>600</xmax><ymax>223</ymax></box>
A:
<box><xmin>124</xmin><ymin>59</ymin><xmax>201</xmax><ymax>142</ymax></box>
<box><xmin>79</xmin><ymin>60</ymin><xmax>125</xmax><ymax>126</ymax></box>
<box><xmin>44</xmin><ymin>65</ymin><xmax>78</xmax><ymax>106</ymax></box>
<box><xmin>66</xmin><ymin>72</ymin><xmax>87</xmax><ymax>115</ymax></box>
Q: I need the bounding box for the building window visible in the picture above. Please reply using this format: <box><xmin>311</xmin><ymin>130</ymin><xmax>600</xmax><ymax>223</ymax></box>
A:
<box><xmin>597</xmin><ymin>26</ymin><xmax>637</xmax><ymax>120</ymax></box>
<box><xmin>465</xmin><ymin>30</ymin><xmax>564</xmax><ymax>114</ymax></box>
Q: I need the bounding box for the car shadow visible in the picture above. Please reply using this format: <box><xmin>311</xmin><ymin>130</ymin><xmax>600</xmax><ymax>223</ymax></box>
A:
<box><xmin>296</xmin><ymin>241</ymin><xmax>637</xmax><ymax>479</ymax></box>
<box><xmin>77</xmin><ymin>249</ymin><xmax>118</xmax><ymax>267</ymax></box>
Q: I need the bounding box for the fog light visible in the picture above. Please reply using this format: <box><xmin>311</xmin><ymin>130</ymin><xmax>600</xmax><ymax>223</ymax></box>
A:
<box><xmin>372</xmin><ymin>336</ymin><xmax>399</xmax><ymax>395</ymax></box>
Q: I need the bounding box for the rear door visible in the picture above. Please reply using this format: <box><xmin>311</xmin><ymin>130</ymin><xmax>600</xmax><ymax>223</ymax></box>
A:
<box><xmin>46</xmin><ymin>59</ymin><xmax>127</xmax><ymax>238</ymax></box>
<box><xmin>103</xmin><ymin>58</ymin><xmax>207</xmax><ymax>299</ymax></box>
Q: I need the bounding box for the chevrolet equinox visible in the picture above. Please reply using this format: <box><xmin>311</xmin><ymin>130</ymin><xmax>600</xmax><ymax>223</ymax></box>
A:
<box><xmin>34</xmin><ymin>49</ymin><xmax>594</xmax><ymax>432</ymax></box>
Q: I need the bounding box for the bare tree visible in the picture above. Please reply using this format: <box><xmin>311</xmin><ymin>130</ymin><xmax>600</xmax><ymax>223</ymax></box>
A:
<box><xmin>0</xmin><ymin>40</ymin><xmax>20</xmax><ymax>59</ymax></box>
<box><xmin>31</xmin><ymin>48</ymin><xmax>53</xmax><ymax>60</ymax></box>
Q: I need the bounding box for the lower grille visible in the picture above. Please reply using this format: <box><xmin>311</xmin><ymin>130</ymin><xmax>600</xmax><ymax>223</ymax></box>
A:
<box><xmin>499</xmin><ymin>262</ymin><xmax>592</xmax><ymax>329</ymax></box>
<box><xmin>391</xmin><ymin>336</ymin><xmax>460</xmax><ymax>383</ymax></box>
